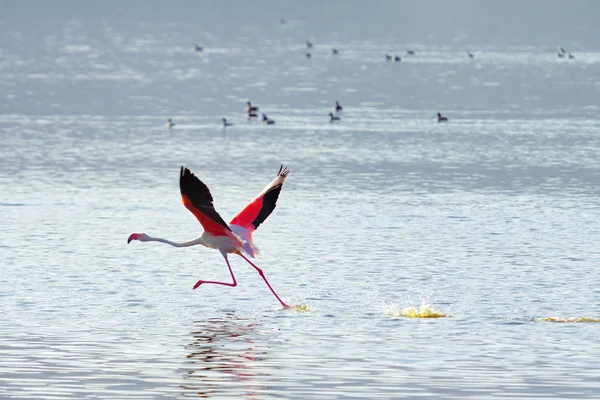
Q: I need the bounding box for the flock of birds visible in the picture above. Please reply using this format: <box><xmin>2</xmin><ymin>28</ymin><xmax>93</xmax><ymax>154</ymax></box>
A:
<box><xmin>170</xmin><ymin>35</ymin><xmax>578</xmax><ymax>133</ymax></box>
<box><xmin>164</xmin><ymin>36</ymin><xmax>491</xmax><ymax>130</ymax></box>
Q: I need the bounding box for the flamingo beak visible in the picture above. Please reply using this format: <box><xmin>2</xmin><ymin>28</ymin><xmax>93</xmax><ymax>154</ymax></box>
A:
<box><xmin>127</xmin><ymin>233</ymin><xmax>139</xmax><ymax>244</ymax></box>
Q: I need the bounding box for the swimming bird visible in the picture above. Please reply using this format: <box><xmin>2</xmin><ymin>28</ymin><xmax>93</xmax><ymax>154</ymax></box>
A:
<box><xmin>467</xmin><ymin>51</ymin><xmax>474</xmax><ymax>59</ymax></box>
<box><xmin>166</xmin><ymin>118</ymin><xmax>175</xmax><ymax>129</ymax></box>
<box><xmin>222</xmin><ymin>118</ymin><xmax>233</xmax><ymax>127</ymax></box>
<box><xmin>558</xmin><ymin>52</ymin><xmax>565</xmax><ymax>58</ymax></box>
<box><xmin>248</xmin><ymin>110</ymin><xmax>258</xmax><ymax>118</ymax></box>
<box><xmin>437</xmin><ymin>112</ymin><xmax>448</xmax><ymax>122</ymax></box>
<box><xmin>335</xmin><ymin>101</ymin><xmax>343</xmax><ymax>112</ymax></box>
<box><xmin>406</xmin><ymin>50</ymin><xmax>415</xmax><ymax>55</ymax></box>
<box><xmin>332</xmin><ymin>48</ymin><xmax>339</xmax><ymax>55</ymax></box>
<box><xmin>262</xmin><ymin>113</ymin><xmax>275</xmax><ymax>125</ymax></box>
<box><xmin>194</xmin><ymin>44</ymin><xmax>203</xmax><ymax>52</ymax></box>
<box><xmin>306</xmin><ymin>41</ymin><xmax>313</xmax><ymax>49</ymax></box>
<box><xmin>394</xmin><ymin>55</ymin><xmax>401</xmax><ymax>62</ymax></box>
<box><xmin>128</xmin><ymin>166</ymin><xmax>290</xmax><ymax>309</ymax></box>
<box><xmin>306</xmin><ymin>52</ymin><xmax>312</xmax><ymax>59</ymax></box>
<box><xmin>329</xmin><ymin>112</ymin><xmax>340</xmax><ymax>122</ymax></box>
<box><xmin>247</xmin><ymin>101</ymin><xmax>259</xmax><ymax>113</ymax></box>
<box><xmin>385</xmin><ymin>53</ymin><xmax>392</xmax><ymax>61</ymax></box>
<box><xmin>568</xmin><ymin>52</ymin><xmax>575</xmax><ymax>59</ymax></box>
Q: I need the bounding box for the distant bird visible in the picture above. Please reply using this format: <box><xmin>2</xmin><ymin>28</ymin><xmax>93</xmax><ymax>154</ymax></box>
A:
<box><xmin>222</xmin><ymin>118</ymin><xmax>233</xmax><ymax>127</ymax></box>
<box><xmin>248</xmin><ymin>111</ymin><xmax>258</xmax><ymax>118</ymax></box>
<box><xmin>467</xmin><ymin>51</ymin><xmax>474</xmax><ymax>59</ymax></box>
<box><xmin>394</xmin><ymin>55</ymin><xmax>401</xmax><ymax>62</ymax></box>
<box><xmin>166</xmin><ymin>118</ymin><xmax>175</xmax><ymax>129</ymax></box>
<box><xmin>332</xmin><ymin>48</ymin><xmax>339</xmax><ymax>55</ymax></box>
<box><xmin>262</xmin><ymin>113</ymin><xmax>275</xmax><ymax>125</ymax></box>
<box><xmin>194</xmin><ymin>44</ymin><xmax>203</xmax><ymax>52</ymax></box>
<box><xmin>385</xmin><ymin>53</ymin><xmax>392</xmax><ymax>61</ymax></box>
<box><xmin>247</xmin><ymin>101</ymin><xmax>259</xmax><ymax>113</ymax></box>
<box><xmin>128</xmin><ymin>166</ymin><xmax>290</xmax><ymax>309</ymax></box>
<box><xmin>560</xmin><ymin>47</ymin><xmax>567</xmax><ymax>54</ymax></box>
<box><xmin>437</xmin><ymin>112</ymin><xmax>448</xmax><ymax>122</ymax></box>
<box><xmin>306</xmin><ymin>52</ymin><xmax>312</xmax><ymax>59</ymax></box>
<box><xmin>568</xmin><ymin>52</ymin><xmax>575</xmax><ymax>59</ymax></box>
<box><xmin>335</xmin><ymin>101</ymin><xmax>343</xmax><ymax>112</ymax></box>
<box><xmin>406</xmin><ymin>50</ymin><xmax>415</xmax><ymax>55</ymax></box>
<box><xmin>280</xmin><ymin>18</ymin><xmax>286</xmax><ymax>25</ymax></box>
<box><xmin>329</xmin><ymin>112</ymin><xmax>340</xmax><ymax>122</ymax></box>
<box><xmin>306</xmin><ymin>41</ymin><xmax>313</xmax><ymax>49</ymax></box>
<box><xmin>558</xmin><ymin>52</ymin><xmax>565</xmax><ymax>58</ymax></box>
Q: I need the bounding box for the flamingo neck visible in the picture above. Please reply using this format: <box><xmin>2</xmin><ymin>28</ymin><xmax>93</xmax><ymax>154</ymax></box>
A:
<box><xmin>148</xmin><ymin>236</ymin><xmax>205</xmax><ymax>248</ymax></box>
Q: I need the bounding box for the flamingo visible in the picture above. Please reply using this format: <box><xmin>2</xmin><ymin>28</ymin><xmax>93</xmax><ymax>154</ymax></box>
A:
<box><xmin>128</xmin><ymin>165</ymin><xmax>290</xmax><ymax>308</ymax></box>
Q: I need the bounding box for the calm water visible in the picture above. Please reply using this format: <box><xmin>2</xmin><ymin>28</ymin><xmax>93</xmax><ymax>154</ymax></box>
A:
<box><xmin>2</xmin><ymin>1</ymin><xmax>600</xmax><ymax>398</ymax></box>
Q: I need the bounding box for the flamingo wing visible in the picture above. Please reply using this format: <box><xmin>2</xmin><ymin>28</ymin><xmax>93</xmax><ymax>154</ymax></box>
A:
<box><xmin>229</xmin><ymin>165</ymin><xmax>289</xmax><ymax>232</ymax></box>
<box><xmin>180</xmin><ymin>166</ymin><xmax>233</xmax><ymax>237</ymax></box>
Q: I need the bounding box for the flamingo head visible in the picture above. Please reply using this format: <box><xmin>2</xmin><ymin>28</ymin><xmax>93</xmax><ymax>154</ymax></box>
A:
<box><xmin>128</xmin><ymin>233</ymin><xmax>150</xmax><ymax>243</ymax></box>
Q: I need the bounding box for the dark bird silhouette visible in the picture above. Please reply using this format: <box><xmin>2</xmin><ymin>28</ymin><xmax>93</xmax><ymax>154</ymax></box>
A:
<box><xmin>262</xmin><ymin>113</ymin><xmax>275</xmax><ymax>125</ymax></box>
<box><xmin>437</xmin><ymin>112</ymin><xmax>448</xmax><ymax>122</ymax></box>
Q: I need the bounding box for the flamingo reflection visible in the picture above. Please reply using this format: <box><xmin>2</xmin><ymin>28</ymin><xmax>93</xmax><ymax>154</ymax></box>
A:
<box><xmin>181</xmin><ymin>315</ymin><xmax>269</xmax><ymax>398</ymax></box>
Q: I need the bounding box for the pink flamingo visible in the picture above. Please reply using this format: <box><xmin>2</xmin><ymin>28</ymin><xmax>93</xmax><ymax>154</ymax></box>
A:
<box><xmin>128</xmin><ymin>165</ymin><xmax>290</xmax><ymax>308</ymax></box>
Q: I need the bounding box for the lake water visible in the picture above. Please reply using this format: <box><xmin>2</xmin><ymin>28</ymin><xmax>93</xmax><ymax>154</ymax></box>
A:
<box><xmin>2</xmin><ymin>1</ymin><xmax>600</xmax><ymax>398</ymax></box>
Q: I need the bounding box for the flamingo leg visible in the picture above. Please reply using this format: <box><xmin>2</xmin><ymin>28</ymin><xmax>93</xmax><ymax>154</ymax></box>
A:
<box><xmin>193</xmin><ymin>255</ymin><xmax>237</xmax><ymax>290</ymax></box>
<box><xmin>239</xmin><ymin>254</ymin><xmax>288</xmax><ymax>308</ymax></box>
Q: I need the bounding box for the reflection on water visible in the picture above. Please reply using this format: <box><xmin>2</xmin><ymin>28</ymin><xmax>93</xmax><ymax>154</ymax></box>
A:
<box><xmin>182</xmin><ymin>315</ymin><xmax>267</xmax><ymax>398</ymax></box>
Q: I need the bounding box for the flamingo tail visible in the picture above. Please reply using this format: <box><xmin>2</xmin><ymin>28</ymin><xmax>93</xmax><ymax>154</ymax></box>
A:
<box><xmin>230</xmin><ymin>224</ymin><xmax>260</xmax><ymax>258</ymax></box>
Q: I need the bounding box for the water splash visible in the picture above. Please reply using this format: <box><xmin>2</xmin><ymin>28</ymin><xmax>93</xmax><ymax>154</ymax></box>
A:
<box><xmin>537</xmin><ymin>317</ymin><xmax>600</xmax><ymax>323</ymax></box>
<box><xmin>286</xmin><ymin>304</ymin><xmax>310</xmax><ymax>313</ymax></box>
<box><xmin>385</xmin><ymin>303</ymin><xmax>450</xmax><ymax>318</ymax></box>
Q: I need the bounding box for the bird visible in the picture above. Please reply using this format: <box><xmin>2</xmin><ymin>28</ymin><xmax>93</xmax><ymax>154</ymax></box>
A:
<box><xmin>128</xmin><ymin>165</ymin><xmax>290</xmax><ymax>309</ymax></box>
<box><xmin>568</xmin><ymin>52</ymin><xmax>575</xmax><ymax>59</ymax></box>
<box><xmin>394</xmin><ymin>55</ymin><xmax>401</xmax><ymax>62</ymax></box>
<box><xmin>262</xmin><ymin>113</ymin><xmax>275</xmax><ymax>125</ymax></box>
<box><xmin>248</xmin><ymin>110</ymin><xmax>258</xmax><ymax>118</ymax></box>
<box><xmin>222</xmin><ymin>118</ymin><xmax>233</xmax><ymax>127</ymax></box>
<box><xmin>406</xmin><ymin>50</ymin><xmax>415</xmax><ymax>55</ymax></box>
<box><xmin>437</xmin><ymin>112</ymin><xmax>448</xmax><ymax>122</ymax></box>
<box><xmin>306</xmin><ymin>52</ymin><xmax>312</xmax><ymax>59</ymax></box>
<box><xmin>332</xmin><ymin>48</ymin><xmax>339</xmax><ymax>55</ymax></box>
<box><xmin>335</xmin><ymin>101</ymin><xmax>343</xmax><ymax>112</ymax></box>
<box><xmin>385</xmin><ymin>53</ymin><xmax>392</xmax><ymax>61</ymax></box>
<box><xmin>166</xmin><ymin>118</ymin><xmax>175</xmax><ymax>129</ymax></box>
<box><xmin>194</xmin><ymin>44</ymin><xmax>203</xmax><ymax>52</ymax></box>
<box><xmin>247</xmin><ymin>101</ymin><xmax>259</xmax><ymax>113</ymax></box>
<box><xmin>280</xmin><ymin>18</ymin><xmax>286</xmax><ymax>25</ymax></box>
<box><xmin>329</xmin><ymin>112</ymin><xmax>340</xmax><ymax>122</ymax></box>
<box><xmin>557</xmin><ymin>52</ymin><xmax>565</xmax><ymax>58</ymax></box>
<box><xmin>306</xmin><ymin>41</ymin><xmax>313</xmax><ymax>49</ymax></box>
<box><xmin>467</xmin><ymin>51</ymin><xmax>474</xmax><ymax>59</ymax></box>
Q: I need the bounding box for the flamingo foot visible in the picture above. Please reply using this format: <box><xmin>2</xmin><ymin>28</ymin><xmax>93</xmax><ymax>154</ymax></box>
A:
<box><xmin>193</xmin><ymin>280</ymin><xmax>204</xmax><ymax>289</ymax></box>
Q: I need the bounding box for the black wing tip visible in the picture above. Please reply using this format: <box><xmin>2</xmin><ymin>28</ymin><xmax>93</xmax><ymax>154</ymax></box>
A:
<box><xmin>278</xmin><ymin>164</ymin><xmax>290</xmax><ymax>178</ymax></box>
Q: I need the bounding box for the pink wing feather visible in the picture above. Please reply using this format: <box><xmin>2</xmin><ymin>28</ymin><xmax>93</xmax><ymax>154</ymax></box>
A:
<box><xmin>229</xmin><ymin>165</ymin><xmax>289</xmax><ymax>257</ymax></box>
